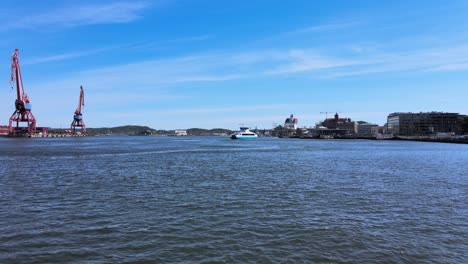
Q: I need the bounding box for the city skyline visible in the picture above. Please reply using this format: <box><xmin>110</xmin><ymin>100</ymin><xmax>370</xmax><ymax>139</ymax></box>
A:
<box><xmin>1</xmin><ymin>1</ymin><xmax>468</xmax><ymax>129</ymax></box>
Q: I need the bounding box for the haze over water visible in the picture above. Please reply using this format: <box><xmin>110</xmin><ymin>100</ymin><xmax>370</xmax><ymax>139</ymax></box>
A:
<box><xmin>1</xmin><ymin>136</ymin><xmax>467</xmax><ymax>263</ymax></box>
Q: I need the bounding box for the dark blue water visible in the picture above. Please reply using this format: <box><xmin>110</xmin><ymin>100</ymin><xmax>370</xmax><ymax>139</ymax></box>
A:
<box><xmin>0</xmin><ymin>136</ymin><xmax>467</xmax><ymax>263</ymax></box>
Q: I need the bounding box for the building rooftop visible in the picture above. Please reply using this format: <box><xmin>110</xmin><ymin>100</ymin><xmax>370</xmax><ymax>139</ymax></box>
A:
<box><xmin>389</xmin><ymin>112</ymin><xmax>460</xmax><ymax>116</ymax></box>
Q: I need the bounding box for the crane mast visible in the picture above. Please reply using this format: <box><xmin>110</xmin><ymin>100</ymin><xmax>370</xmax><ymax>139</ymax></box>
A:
<box><xmin>8</xmin><ymin>49</ymin><xmax>37</xmax><ymax>135</ymax></box>
<box><xmin>71</xmin><ymin>86</ymin><xmax>86</xmax><ymax>135</ymax></box>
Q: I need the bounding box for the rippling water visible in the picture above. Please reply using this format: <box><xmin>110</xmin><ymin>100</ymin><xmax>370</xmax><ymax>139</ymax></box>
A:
<box><xmin>1</xmin><ymin>136</ymin><xmax>467</xmax><ymax>263</ymax></box>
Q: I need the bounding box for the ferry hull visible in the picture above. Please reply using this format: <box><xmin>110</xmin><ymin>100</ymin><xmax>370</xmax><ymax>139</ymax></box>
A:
<box><xmin>231</xmin><ymin>135</ymin><xmax>258</xmax><ymax>140</ymax></box>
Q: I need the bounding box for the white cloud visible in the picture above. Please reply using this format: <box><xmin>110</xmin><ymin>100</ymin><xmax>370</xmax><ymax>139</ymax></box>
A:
<box><xmin>428</xmin><ymin>62</ymin><xmax>468</xmax><ymax>72</ymax></box>
<box><xmin>22</xmin><ymin>49</ymin><xmax>356</xmax><ymax>112</ymax></box>
<box><xmin>24</xmin><ymin>48</ymin><xmax>111</xmax><ymax>65</ymax></box>
<box><xmin>125</xmin><ymin>34</ymin><xmax>215</xmax><ymax>51</ymax></box>
<box><xmin>264</xmin><ymin>49</ymin><xmax>358</xmax><ymax>75</ymax></box>
<box><xmin>319</xmin><ymin>45</ymin><xmax>468</xmax><ymax>78</ymax></box>
<box><xmin>1</xmin><ymin>1</ymin><xmax>151</xmax><ymax>30</ymax></box>
<box><xmin>284</xmin><ymin>21</ymin><xmax>360</xmax><ymax>35</ymax></box>
<box><xmin>23</xmin><ymin>34</ymin><xmax>214</xmax><ymax>65</ymax></box>
<box><xmin>27</xmin><ymin>44</ymin><xmax>468</xmax><ymax>94</ymax></box>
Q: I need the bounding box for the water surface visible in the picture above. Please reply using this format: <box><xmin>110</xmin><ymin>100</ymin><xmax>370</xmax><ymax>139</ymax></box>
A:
<box><xmin>1</xmin><ymin>136</ymin><xmax>467</xmax><ymax>263</ymax></box>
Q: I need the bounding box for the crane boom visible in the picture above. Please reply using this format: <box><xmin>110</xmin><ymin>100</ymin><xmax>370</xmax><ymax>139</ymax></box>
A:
<box><xmin>11</xmin><ymin>49</ymin><xmax>23</xmax><ymax>102</ymax></box>
<box><xmin>11</xmin><ymin>49</ymin><xmax>32</xmax><ymax>111</ymax></box>
<box><xmin>75</xmin><ymin>86</ymin><xmax>85</xmax><ymax>115</ymax></box>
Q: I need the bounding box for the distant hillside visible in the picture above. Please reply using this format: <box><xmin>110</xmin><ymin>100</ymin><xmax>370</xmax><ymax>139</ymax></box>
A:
<box><xmin>47</xmin><ymin>126</ymin><xmax>233</xmax><ymax>136</ymax></box>
<box><xmin>186</xmin><ymin>128</ymin><xmax>233</xmax><ymax>136</ymax></box>
<box><xmin>86</xmin><ymin>125</ymin><xmax>157</xmax><ymax>136</ymax></box>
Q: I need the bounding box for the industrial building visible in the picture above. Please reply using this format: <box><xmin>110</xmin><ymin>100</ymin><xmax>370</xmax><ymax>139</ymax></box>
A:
<box><xmin>387</xmin><ymin>112</ymin><xmax>465</xmax><ymax>136</ymax></box>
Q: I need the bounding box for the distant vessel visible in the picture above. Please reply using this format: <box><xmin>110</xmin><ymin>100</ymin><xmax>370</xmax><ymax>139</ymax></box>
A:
<box><xmin>230</xmin><ymin>127</ymin><xmax>258</xmax><ymax>140</ymax></box>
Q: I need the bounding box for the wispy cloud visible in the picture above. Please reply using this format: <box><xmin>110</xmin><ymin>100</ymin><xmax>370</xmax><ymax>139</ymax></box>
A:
<box><xmin>24</xmin><ymin>48</ymin><xmax>111</xmax><ymax>65</ymax></box>
<box><xmin>29</xmin><ymin>43</ymin><xmax>468</xmax><ymax>94</ymax></box>
<box><xmin>126</xmin><ymin>34</ymin><xmax>215</xmax><ymax>51</ymax></box>
<box><xmin>23</xmin><ymin>34</ymin><xmax>214</xmax><ymax>65</ymax></box>
<box><xmin>1</xmin><ymin>1</ymin><xmax>151</xmax><ymax>30</ymax></box>
<box><xmin>264</xmin><ymin>49</ymin><xmax>358</xmax><ymax>75</ymax></box>
<box><xmin>151</xmin><ymin>104</ymin><xmax>309</xmax><ymax>115</ymax></box>
<box><xmin>96</xmin><ymin>104</ymin><xmax>303</xmax><ymax>118</ymax></box>
<box><xmin>428</xmin><ymin>62</ymin><xmax>468</xmax><ymax>72</ymax></box>
<box><xmin>163</xmin><ymin>34</ymin><xmax>215</xmax><ymax>43</ymax></box>
<box><xmin>30</xmin><ymin>48</ymin><xmax>356</xmax><ymax>92</ymax></box>
<box><xmin>284</xmin><ymin>21</ymin><xmax>360</xmax><ymax>35</ymax></box>
<box><xmin>321</xmin><ymin>45</ymin><xmax>468</xmax><ymax>78</ymax></box>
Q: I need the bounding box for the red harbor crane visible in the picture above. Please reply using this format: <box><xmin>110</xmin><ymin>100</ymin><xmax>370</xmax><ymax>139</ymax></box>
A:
<box><xmin>9</xmin><ymin>49</ymin><xmax>37</xmax><ymax>135</ymax></box>
<box><xmin>71</xmin><ymin>86</ymin><xmax>86</xmax><ymax>135</ymax></box>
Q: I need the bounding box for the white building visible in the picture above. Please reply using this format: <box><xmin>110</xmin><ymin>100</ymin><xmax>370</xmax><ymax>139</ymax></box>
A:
<box><xmin>284</xmin><ymin>114</ymin><xmax>298</xmax><ymax>130</ymax></box>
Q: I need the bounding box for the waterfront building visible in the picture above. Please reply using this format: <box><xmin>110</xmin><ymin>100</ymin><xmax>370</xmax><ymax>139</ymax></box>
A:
<box><xmin>284</xmin><ymin>114</ymin><xmax>298</xmax><ymax>130</ymax></box>
<box><xmin>387</xmin><ymin>112</ymin><xmax>464</xmax><ymax>136</ymax></box>
<box><xmin>357</xmin><ymin>123</ymin><xmax>379</xmax><ymax>136</ymax></box>
<box><xmin>321</xmin><ymin>113</ymin><xmax>358</xmax><ymax>134</ymax></box>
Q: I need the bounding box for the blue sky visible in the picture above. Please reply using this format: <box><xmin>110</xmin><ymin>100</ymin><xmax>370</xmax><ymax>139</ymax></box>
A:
<box><xmin>1</xmin><ymin>0</ymin><xmax>468</xmax><ymax>129</ymax></box>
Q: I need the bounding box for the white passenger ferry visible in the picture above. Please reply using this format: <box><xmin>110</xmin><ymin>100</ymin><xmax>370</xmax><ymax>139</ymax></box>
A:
<box><xmin>230</xmin><ymin>127</ymin><xmax>258</xmax><ymax>140</ymax></box>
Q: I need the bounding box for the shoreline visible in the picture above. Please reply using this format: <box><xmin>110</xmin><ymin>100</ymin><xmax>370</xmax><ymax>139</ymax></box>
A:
<box><xmin>2</xmin><ymin>133</ymin><xmax>468</xmax><ymax>145</ymax></box>
<box><xmin>296</xmin><ymin>135</ymin><xmax>468</xmax><ymax>144</ymax></box>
